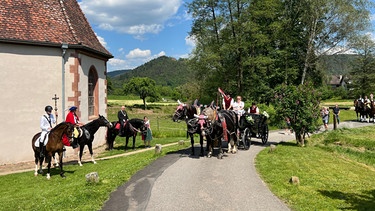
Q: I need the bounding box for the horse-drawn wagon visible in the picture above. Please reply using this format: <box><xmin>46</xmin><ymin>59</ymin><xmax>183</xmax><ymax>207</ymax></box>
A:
<box><xmin>238</xmin><ymin>112</ymin><xmax>269</xmax><ymax>150</ymax></box>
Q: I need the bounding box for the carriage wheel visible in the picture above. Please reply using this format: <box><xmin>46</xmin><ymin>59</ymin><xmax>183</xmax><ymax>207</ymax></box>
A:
<box><xmin>261</xmin><ymin>124</ymin><xmax>269</xmax><ymax>145</ymax></box>
<box><xmin>242</xmin><ymin>128</ymin><xmax>251</xmax><ymax>150</ymax></box>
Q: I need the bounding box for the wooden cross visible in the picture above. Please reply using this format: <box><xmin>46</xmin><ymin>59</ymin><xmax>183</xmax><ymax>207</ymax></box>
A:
<box><xmin>52</xmin><ymin>94</ymin><xmax>59</xmax><ymax>122</ymax></box>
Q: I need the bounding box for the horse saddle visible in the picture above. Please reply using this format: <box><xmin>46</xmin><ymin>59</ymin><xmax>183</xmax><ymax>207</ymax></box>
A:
<box><xmin>35</xmin><ymin>132</ymin><xmax>50</xmax><ymax>147</ymax></box>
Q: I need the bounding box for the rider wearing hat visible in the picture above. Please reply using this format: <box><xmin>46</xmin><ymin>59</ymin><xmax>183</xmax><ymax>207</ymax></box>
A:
<box><xmin>39</xmin><ymin>105</ymin><xmax>56</xmax><ymax>157</ymax></box>
<box><xmin>64</xmin><ymin>106</ymin><xmax>82</xmax><ymax>148</ymax></box>
<box><xmin>65</xmin><ymin>106</ymin><xmax>83</xmax><ymax>126</ymax></box>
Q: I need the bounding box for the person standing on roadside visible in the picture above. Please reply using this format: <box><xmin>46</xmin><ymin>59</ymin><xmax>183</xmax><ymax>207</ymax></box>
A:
<box><xmin>321</xmin><ymin>107</ymin><xmax>329</xmax><ymax>131</ymax></box>
<box><xmin>333</xmin><ymin>104</ymin><xmax>340</xmax><ymax>125</ymax></box>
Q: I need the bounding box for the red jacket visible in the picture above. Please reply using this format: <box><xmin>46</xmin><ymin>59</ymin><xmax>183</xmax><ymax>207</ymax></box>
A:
<box><xmin>65</xmin><ymin>111</ymin><xmax>79</xmax><ymax>124</ymax></box>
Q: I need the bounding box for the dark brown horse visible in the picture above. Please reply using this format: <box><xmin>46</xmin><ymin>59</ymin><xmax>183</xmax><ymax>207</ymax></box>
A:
<box><xmin>172</xmin><ymin>102</ymin><xmax>215</xmax><ymax>156</ymax></box>
<box><xmin>205</xmin><ymin>109</ymin><xmax>238</xmax><ymax>159</ymax></box>
<box><xmin>75</xmin><ymin>115</ymin><xmax>112</xmax><ymax>166</ymax></box>
<box><xmin>32</xmin><ymin>122</ymin><xmax>74</xmax><ymax>179</ymax></box>
<box><xmin>106</xmin><ymin>118</ymin><xmax>146</xmax><ymax>151</ymax></box>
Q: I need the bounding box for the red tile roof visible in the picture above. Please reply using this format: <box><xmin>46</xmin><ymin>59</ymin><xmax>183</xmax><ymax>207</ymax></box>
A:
<box><xmin>0</xmin><ymin>0</ymin><xmax>112</xmax><ymax>58</ymax></box>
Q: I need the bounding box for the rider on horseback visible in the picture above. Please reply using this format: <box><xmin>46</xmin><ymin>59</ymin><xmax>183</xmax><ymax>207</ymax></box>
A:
<box><xmin>118</xmin><ymin>105</ymin><xmax>129</xmax><ymax>136</ymax></box>
<box><xmin>364</xmin><ymin>96</ymin><xmax>371</xmax><ymax>109</ymax></box>
<box><xmin>39</xmin><ymin>105</ymin><xmax>56</xmax><ymax>157</ymax></box>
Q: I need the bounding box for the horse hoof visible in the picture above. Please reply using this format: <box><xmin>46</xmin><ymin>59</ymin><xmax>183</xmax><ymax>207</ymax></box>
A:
<box><xmin>217</xmin><ymin>154</ymin><xmax>223</xmax><ymax>159</ymax></box>
<box><xmin>34</xmin><ymin>172</ymin><xmax>38</xmax><ymax>176</ymax></box>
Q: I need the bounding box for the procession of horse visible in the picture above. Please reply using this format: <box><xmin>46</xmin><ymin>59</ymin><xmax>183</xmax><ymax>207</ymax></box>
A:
<box><xmin>30</xmin><ymin>87</ymin><xmax>272</xmax><ymax>178</ymax></box>
<box><xmin>33</xmin><ymin>89</ymin><xmax>374</xmax><ymax>179</ymax></box>
<box><xmin>354</xmin><ymin>95</ymin><xmax>375</xmax><ymax>123</ymax></box>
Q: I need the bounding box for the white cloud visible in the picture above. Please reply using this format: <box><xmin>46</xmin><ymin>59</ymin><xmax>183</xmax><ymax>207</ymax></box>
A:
<box><xmin>126</xmin><ymin>48</ymin><xmax>151</xmax><ymax>59</ymax></box>
<box><xmin>96</xmin><ymin>34</ymin><xmax>107</xmax><ymax>48</ymax></box>
<box><xmin>80</xmin><ymin>0</ymin><xmax>182</xmax><ymax>35</ymax></box>
<box><xmin>185</xmin><ymin>35</ymin><xmax>196</xmax><ymax>49</ymax></box>
<box><xmin>108</xmin><ymin>50</ymin><xmax>167</xmax><ymax>71</ymax></box>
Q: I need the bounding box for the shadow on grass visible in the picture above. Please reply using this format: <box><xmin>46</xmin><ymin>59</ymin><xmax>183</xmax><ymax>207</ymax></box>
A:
<box><xmin>42</xmin><ymin>168</ymin><xmax>76</xmax><ymax>177</ymax></box>
<box><xmin>318</xmin><ymin>189</ymin><xmax>375</xmax><ymax>210</ymax></box>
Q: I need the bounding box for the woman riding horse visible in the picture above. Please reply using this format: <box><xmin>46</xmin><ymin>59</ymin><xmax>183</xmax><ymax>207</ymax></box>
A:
<box><xmin>32</xmin><ymin>122</ymin><xmax>75</xmax><ymax>179</ymax></box>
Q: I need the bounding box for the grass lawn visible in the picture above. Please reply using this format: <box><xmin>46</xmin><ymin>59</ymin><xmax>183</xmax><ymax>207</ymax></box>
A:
<box><xmin>256</xmin><ymin>125</ymin><xmax>375</xmax><ymax>210</ymax></box>
<box><xmin>0</xmin><ymin>144</ymin><xmax>188</xmax><ymax>210</ymax></box>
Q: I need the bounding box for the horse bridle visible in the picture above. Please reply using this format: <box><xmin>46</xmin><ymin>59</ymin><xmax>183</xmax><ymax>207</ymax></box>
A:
<box><xmin>174</xmin><ymin>106</ymin><xmax>187</xmax><ymax>122</ymax></box>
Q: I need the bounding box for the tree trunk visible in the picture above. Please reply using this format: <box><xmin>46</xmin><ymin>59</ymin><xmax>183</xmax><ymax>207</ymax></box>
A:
<box><xmin>142</xmin><ymin>98</ymin><xmax>147</xmax><ymax>110</ymax></box>
<box><xmin>295</xmin><ymin>132</ymin><xmax>305</xmax><ymax>146</ymax></box>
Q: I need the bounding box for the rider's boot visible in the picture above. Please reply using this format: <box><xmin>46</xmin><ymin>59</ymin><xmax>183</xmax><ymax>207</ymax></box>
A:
<box><xmin>39</xmin><ymin>144</ymin><xmax>45</xmax><ymax>157</ymax></box>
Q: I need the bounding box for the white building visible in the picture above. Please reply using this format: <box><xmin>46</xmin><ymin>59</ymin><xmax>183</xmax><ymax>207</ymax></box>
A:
<box><xmin>0</xmin><ymin>0</ymin><xmax>113</xmax><ymax>164</ymax></box>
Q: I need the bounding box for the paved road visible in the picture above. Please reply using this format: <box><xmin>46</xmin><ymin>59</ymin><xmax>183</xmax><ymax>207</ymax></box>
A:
<box><xmin>101</xmin><ymin>121</ymin><xmax>372</xmax><ymax>211</ymax></box>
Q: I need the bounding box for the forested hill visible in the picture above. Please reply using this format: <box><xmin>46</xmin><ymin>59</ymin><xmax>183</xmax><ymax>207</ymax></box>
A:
<box><xmin>109</xmin><ymin>56</ymin><xmax>192</xmax><ymax>88</ymax></box>
<box><xmin>108</xmin><ymin>54</ymin><xmax>356</xmax><ymax>90</ymax></box>
<box><xmin>320</xmin><ymin>54</ymin><xmax>358</xmax><ymax>75</ymax></box>
<box><xmin>107</xmin><ymin>69</ymin><xmax>132</xmax><ymax>78</ymax></box>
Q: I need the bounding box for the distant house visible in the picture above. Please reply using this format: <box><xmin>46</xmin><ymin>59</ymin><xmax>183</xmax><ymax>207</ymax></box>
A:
<box><xmin>328</xmin><ymin>75</ymin><xmax>346</xmax><ymax>89</ymax></box>
<box><xmin>0</xmin><ymin>0</ymin><xmax>112</xmax><ymax>164</ymax></box>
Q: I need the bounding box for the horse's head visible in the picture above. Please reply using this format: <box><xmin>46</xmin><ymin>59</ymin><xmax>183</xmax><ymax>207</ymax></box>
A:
<box><xmin>51</xmin><ymin>122</ymin><xmax>75</xmax><ymax>145</ymax></box>
<box><xmin>172</xmin><ymin>103</ymin><xmax>186</xmax><ymax>122</ymax></box>
<box><xmin>98</xmin><ymin>115</ymin><xmax>113</xmax><ymax>128</ymax></box>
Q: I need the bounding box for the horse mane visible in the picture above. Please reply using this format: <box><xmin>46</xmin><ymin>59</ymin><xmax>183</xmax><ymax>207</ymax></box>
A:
<box><xmin>184</xmin><ymin>104</ymin><xmax>197</xmax><ymax>118</ymax></box>
<box><xmin>50</xmin><ymin>122</ymin><xmax>69</xmax><ymax>132</ymax></box>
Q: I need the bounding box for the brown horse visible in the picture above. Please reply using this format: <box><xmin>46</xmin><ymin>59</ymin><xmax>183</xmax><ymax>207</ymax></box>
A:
<box><xmin>205</xmin><ymin>109</ymin><xmax>238</xmax><ymax>159</ymax></box>
<box><xmin>32</xmin><ymin>122</ymin><xmax>74</xmax><ymax>179</ymax></box>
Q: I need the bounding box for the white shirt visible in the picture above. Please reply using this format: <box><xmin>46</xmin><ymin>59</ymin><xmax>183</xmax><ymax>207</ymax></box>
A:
<box><xmin>232</xmin><ymin>101</ymin><xmax>245</xmax><ymax>114</ymax></box>
<box><xmin>40</xmin><ymin>113</ymin><xmax>56</xmax><ymax>132</ymax></box>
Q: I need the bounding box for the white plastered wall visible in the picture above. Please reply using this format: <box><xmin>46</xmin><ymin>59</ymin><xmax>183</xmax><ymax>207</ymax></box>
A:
<box><xmin>0</xmin><ymin>43</ymin><xmax>108</xmax><ymax>165</ymax></box>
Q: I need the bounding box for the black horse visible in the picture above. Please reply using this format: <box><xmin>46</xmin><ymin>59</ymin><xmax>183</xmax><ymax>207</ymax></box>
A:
<box><xmin>106</xmin><ymin>118</ymin><xmax>146</xmax><ymax>151</ymax></box>
<box><xmin>75</xmin><ymin>115</ymin><xmax>112</xmax><ymax>166</ymax></box>
<box><xmin>205</xmin><ymin>110</ymin><xmax>238</xmax><ymax>159</ymax></box>
<box><xmin>172</xmin><ymin>102</ymin><xmax>213</xmax><ymax>156</ymax></box>
<box><xmin>31</xmin><ymin>122</ymin><xmax>75</xmax><ymax>179</ymax></box>
<box><xmin>354</xmin><ymin>99</ymin><xmax>370</xmax><ymax>122</ymax></box>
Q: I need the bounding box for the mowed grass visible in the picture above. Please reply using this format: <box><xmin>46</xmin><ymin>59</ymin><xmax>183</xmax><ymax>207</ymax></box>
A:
<box><xmin>0</xmin><ymin>144</ymin><xmax>187</xmax><ymax>210</ymax></box>
<box><xmin>256</xmin><ymin>125</ymin><xmax>375</xmax><ymax>210</ymax></box>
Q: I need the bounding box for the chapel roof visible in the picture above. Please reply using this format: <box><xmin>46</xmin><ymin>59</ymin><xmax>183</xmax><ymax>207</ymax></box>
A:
<box><xmin>0</xmin><ymin>0</ymin><xmax>112</xmax><ymax>59</ymax></box>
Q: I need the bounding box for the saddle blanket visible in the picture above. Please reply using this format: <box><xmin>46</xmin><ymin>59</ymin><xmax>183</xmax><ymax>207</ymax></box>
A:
<box><xmin>35</xmin><ymin>132</ymin><xmax>49</xmax><ymax>147</ymax></box>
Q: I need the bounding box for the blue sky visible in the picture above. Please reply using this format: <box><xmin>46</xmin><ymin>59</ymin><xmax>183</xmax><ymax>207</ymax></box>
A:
<box><xmin>79</xmin><ymin>0</ymin><xmax>375</xmax><ymax>72</ymax></box>
<box><xmin>78</xmin><ymin>0</ymin><xmax>194</xmax><ymax>72</ymax></box>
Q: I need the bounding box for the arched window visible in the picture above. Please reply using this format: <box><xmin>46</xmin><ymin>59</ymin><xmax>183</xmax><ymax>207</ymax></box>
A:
<box><xmin>88</xmin><ymin>67</ymin><xmax>98</xmax><ymax>117</ymax></box>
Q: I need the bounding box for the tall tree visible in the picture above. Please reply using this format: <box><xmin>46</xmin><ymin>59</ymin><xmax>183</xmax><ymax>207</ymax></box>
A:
<box><xmin>349</xmin><ymin>34</ymin><xmax>375</xmax><ymax>97</ymax></box>
<box><xmin>299</xmin><ymin>0</ymin><xmax>371</xmax><ymax>84</ymax></box>
<box><xmin>123</xmin><ymin>77</ymin><xmax>160</xmax><ymax>109</ymax></box>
